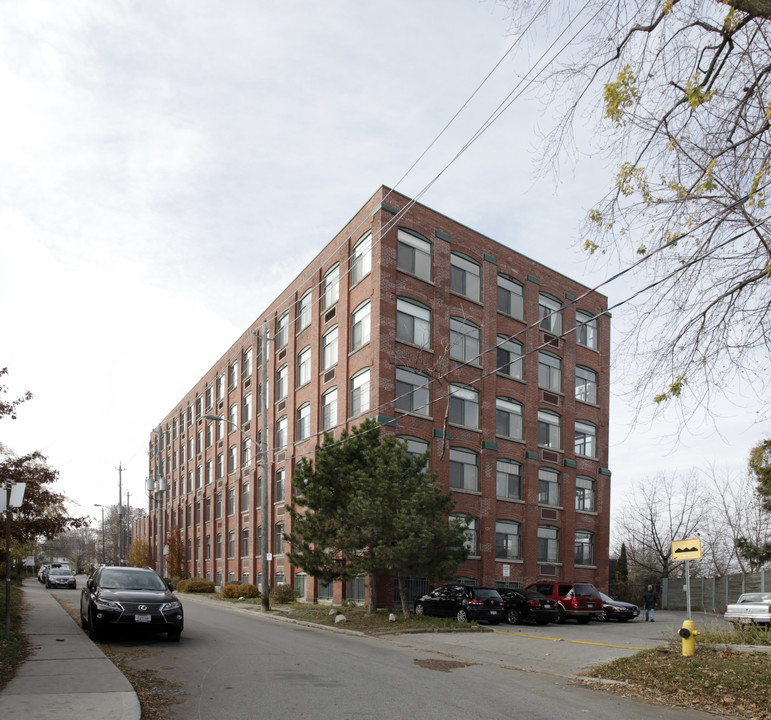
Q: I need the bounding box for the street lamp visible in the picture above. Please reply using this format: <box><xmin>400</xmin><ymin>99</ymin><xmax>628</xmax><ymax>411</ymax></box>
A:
<box><xmin>4</xmin><ymin>481</ymin><xmax>27</xmax><ymax>640</ymax></box>
<box><xmin>94</xmin><ymin>504</ymin><xmax>106</xmax><ymax>564</ymax></box>
<box><xmin>204</xmin><ymin>412</ymin><xmax>270</xmax><ymax>612</ymax></box>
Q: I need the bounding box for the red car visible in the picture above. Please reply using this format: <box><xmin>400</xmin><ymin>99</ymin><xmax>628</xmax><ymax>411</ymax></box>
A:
<box><xmin>524</xmin><ymin>581</ymin><xmax>602</xmax><ymax>623</ymax></box>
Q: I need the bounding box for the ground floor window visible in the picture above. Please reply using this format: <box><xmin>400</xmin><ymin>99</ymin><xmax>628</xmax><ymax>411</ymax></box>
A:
<box><xmin>346</xmin><ymin>574</ymin><xmax>366</xmax><ymax>604</ymax></box>
<box><xmin>318</xmin><ymin>580</ymin><xmax>333</xmax><ymax>601</ymax></box>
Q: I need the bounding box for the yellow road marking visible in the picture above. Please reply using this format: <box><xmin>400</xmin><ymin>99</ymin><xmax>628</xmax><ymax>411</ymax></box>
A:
<box><xmin>494</xmin><ymin>629</ymin><xmax>647</xmax><ymax>650</ymax></box>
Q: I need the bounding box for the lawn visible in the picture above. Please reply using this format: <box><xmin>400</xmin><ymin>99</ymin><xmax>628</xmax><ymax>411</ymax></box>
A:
<box><xmin>0</xmin><ymin>580</ymin><xmax>29</xmax><ymax>691</ymax></box>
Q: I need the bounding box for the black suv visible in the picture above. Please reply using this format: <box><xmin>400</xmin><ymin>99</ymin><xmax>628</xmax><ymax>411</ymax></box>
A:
<box><xmin>414</xmin><ymin>584</ymin><xmax>504</xmax><ymax>623</ymax></box>
<box><xmin>80</xmin><ymin>566</ymin><xmax>184</xmax><ymax>642</ymax></box>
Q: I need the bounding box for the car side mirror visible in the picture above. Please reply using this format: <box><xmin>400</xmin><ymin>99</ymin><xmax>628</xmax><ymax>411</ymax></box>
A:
<box><xmin>86</xmin><ymin>579</ymin><xmax>95</xmax><ymax>591</ymax></box>
<box><xmin>167</xmin><ymin>582</ymin><xmax>175</xmax><ymax>591</ymax></box>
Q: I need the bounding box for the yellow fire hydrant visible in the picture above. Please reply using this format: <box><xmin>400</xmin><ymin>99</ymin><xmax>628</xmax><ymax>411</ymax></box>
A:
<box><xmin>678</xmin><ymin>618</ymin><xmax>699</xmax><ymax>656</ymax></box>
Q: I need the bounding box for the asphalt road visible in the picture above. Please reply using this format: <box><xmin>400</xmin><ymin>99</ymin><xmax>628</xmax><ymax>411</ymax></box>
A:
<box><xmin>54</xmin><ymin>584</ymin><xmax>726</xmax><ymax>720</ymax></box>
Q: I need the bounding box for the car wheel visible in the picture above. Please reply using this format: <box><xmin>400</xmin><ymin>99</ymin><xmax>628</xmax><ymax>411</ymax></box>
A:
<box><xmin>577</xmin><ymin>615</ymin><xmax>592</xmax><ymax>624</ymax></box>
<box><xmin>506</xmin><ymin>607</ymin><xmax>522</xmax><ymax>625</ymax></box>
<box><xmin>414</xmin><ymin>602</ymin><xmax>425</xmax><ymax>616</ymax></box>
<box><xmin>87</xmin><ymin>608</ymin><xmax>101</xmax><ymax>641</ymax></box>
<box><xmin>167</xmin><ymin>630</ymin><xmax>181</xmax><ymax>642</ymax></box>
<box><xmin>456</xmin><ymin>607</ymin><xmax>469</xmax><ymax>623</ymax></box>
<box><xmin>597</xmin><ymin>610</ymin><xmax>609</xmax><ymax>622</ymax></box>
<box><xmin>556</xmin><ymin>605</ymin><xmax>566</xmax><ymax>624</ymax></box>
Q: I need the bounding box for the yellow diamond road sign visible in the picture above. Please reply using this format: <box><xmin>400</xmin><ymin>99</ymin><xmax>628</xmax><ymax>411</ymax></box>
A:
<box><xmin>671</xmin><ymin>538</ymin><xmax>702</xmax><ymax>561</ymax></box>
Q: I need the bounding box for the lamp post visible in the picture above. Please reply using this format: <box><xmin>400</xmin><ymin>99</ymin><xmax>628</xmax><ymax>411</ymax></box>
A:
<box><xmin>4</xmin><ymin>481</ymin><xmax>27</xmax><ymax>640</ymax></box>
<box><xmin>205</xmin><ymin>412</ymin><xmax>270</xmax><ymax>612</ymax></box>
<box><xmin>94</xmin><ymin>504</ymin><xmax>106</xmax><ymax>564</ymax></box>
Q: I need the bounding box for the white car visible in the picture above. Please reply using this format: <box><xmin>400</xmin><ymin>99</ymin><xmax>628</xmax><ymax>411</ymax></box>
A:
<box><xmin>724</xmin><ymin>592</ymin><xmax>771</xmax><ymax>626</ymax></box>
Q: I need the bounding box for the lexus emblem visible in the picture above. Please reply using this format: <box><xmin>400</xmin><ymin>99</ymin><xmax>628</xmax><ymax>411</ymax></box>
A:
<box><xmin>138</xmin><ymin>605</ymin><xmax>148</xmax><ymax>611</ymax></box>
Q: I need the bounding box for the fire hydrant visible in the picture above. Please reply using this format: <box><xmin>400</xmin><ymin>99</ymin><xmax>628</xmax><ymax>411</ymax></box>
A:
<box><xmin>678</xmin><ymin>619</ymin><xmax>699</xmax><ymax>656</ymax></box>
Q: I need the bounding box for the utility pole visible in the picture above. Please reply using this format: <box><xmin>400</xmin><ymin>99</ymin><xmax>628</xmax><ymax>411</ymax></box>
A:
<box><xmin>260</xmin><ymin>320</ymin><xmax>270</xmax><ymax>612</ymax></box>
<box><xmin>125</xmin><ymin>490</ymin><xmax>131</xmax><ymax>562</ymax></box>
<box><xmin>156</xmin><ymin>425</ymin><xmax>165</xmax><ymax>578</ymax></box>
<box><xmin>117</xmin><ymin>463</ymin><xmax>124</xmax><ymax>565</ymax></box>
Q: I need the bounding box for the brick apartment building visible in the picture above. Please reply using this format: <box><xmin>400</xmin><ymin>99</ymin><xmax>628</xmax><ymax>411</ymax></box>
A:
<box><xmin>135</xmin><ymin>186</ymin><xmax>611</xmax><ymax>607</ymax></box>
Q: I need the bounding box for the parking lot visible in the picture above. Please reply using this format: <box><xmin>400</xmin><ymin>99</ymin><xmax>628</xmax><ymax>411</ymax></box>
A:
<box><xmin>382</xmin><ymin>610</ymin><xmax>726</xmax><ymax>678</ymax></box>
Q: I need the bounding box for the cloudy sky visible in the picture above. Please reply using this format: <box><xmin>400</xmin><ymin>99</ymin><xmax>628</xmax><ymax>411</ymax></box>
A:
<box><xmin>2</xmin><ymin>1</ymin><xmax>767</xmax><ymax>539</ymax></box>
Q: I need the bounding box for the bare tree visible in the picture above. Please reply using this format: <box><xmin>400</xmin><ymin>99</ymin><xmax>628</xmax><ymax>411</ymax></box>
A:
<box><xmin>499</xmin><ymin>1</ymin><xmax>771</xmax><ymax>423</ymax></box>
<box><xmin>616</xmin><ymin>471</ymin><xmax>708</xmax><ymax>579</ymax></box>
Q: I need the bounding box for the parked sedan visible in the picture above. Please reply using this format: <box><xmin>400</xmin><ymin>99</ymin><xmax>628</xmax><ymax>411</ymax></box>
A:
<box><xmin>724</xmin><ymin>592</ymin><xmax>771</xmax><ymax>627</ymax></box>
<box><xmin>80</xmin><ymin>565</ymin><xmax>184</xmax><ymax>641</ymax></box>
<box><xmin>414</xmin><ymin>584</ymin><xmax>504</xmax><ymax>623</ymax></box>
<box><xmin>46</xmin><ymin>566</ymin><xmax>77</xmax><ymax>589</ymax></box>
<box><xmin>595</xmin><ymin>592</ymin><xmax>640</xmax><ymax>622</ymax></box>
<box><xmin>499</xmin><ymin>588</ymin><xmax>560</xmax><ymax>625</ymax></box>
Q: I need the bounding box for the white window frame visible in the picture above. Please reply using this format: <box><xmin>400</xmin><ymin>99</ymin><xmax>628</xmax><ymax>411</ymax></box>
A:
<box><xmin>496</xmin><ymin>520</ymin><xmax>521</xmax><ymax>560</ymax></box>
<box><xmin>351</xmin><ymin>232</ymin><xmax>372</xmax><ymax>286</ymax></box>
<box><xmin>321</xmin><ymin>386</ymin><xmax>338</xmax><ymax>432</ymax></box>
<box><xmin>576</xmin><ymin>310</ymin><xmax>598</xmax><ymax>349</ymax></box>
<box><xmin>297</xmin><ymin>290</ymin><xmax>312</xmax><ymax>331</ymax></box>
<box><xmin>350</xmin><ymin>369</ymin><xmax>370</xmax><ymax>417</ymax></box>
<box><xmin>276</xmin><ymin>364</ymin><xmax>288</xmax><ymax>401</ymax></box>
<box><xmin>449</xmin><ymin>384</ymin><xmax>479</xmax><ymax>429</ymax></box>
<box><xmin>276</xmin><ymin>416</ymin><xmax>288</xmax><ymax>449</ymax></box>
<box><xmin>496</xmin><ymin>397</ymin><xmax>523</xmax><ymax>440</ymax></box>
<box><xmin>322</xmin><ymin>264</ymin><xmax>340</xmax><ymax>310</ymax></box>
<box><xmin>396</xmin><ymin>298</ymin><xmax>431</xmax><ymax>348</ymax></box>
<box><xmin>575</xmin><ymin>366</ymin><xmax>598</xmax><ymax>404</ymax></box>
<box><xmin>450</xmin><ymin>513</ymin><xmax>478</xmax><ymax>555</ymax></box>
<box><xmin>297</xmin><ymin>346</ymin><xmax>312</xmax><ymax>387</ymax></box>
<box><xmin>449</xmin><ymin>447</ymin><xmax>479</xmax><ymax>491</ymax></box>
<box><xmin>496</xmin><ymin>335</ymin><xmax>523</xmax><ymax>379</ymax></box>
<box><xmin>575</xmin><ymin>476</ymin><xmax>596</xmax><ymax>512</ymax></box>
<box><xmin>575</xmin><ymin>420</ymin><xmax>597</xmax><ymax>458</ymax></box>
<box><xmin>575</xmin><ymin>530</ymin><xmax>595</xmax><ymax>566</ymax></box>
<box><xmin>449</xmin><ymin>317</ymin><xmax>481</xmax><ymax>363</ymax></box>
<box><xmin>296</xmin><ymin>403</ymin><xmax>311</xmax><ymax>442</ymax></box>
<box><xmin>539</xmin><ymin>293</ymin><xmax>562</xmax><ymax>335</ymax></box>
<box><xmin>496</xmin><ymin>459</ymin><xmax>522</xmax><ymax>500</ymax></box>
<box><xmin>537</xmin><ymin>409</ymin><xmax>561</xmax><ymax>449</ymax></box>
<box><xmin>538</xmin><ymin>351</ymin><xmax>562</xmax><ymax>392</ymax></box>
<box><xmin>537</xmin><ymin>525</ymin><xmax>560</xmax><ymax>564</ymax></box>
<box><xmin>450</xmin><ymin>252</ymin><xmax>481</xmax><ymax>301</ymax></box>
<box><xmin>538</xmin><ymin>468</ymin><xmax>561</xmax><ymax>506</ymax></box>
<box><xmin>396</xmin><ymin>229</ymin><xmax>431</xmax><ymax>280</ymax></box>
<box><xmin>497</xmin><ymin>274</ymin><xmax>524</xmax><ymax>319</ymax></box>
<box><xmin>322</xmin><ymin>326</ymin><xmax>338</xmax><ymax>370</ymax></box>
<box><xmin>350</xmin><ymin>301</ymin><xmax>371</xmax><ymax>351</ymax></box>
<box><xmin>395</xmin><ymin>367</ymin><xmax>430</xmax><ymax>416</ymax></box>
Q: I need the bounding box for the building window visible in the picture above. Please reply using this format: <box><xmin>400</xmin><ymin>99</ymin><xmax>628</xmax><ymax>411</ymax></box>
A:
<box><xmin>275</xmin><ymin>467</ymin><xmax>285</xmax><ymax>503</ymax></box>
<box><xmin>322</xmin><ymin>264</ymin><xmax>340</xmax><ymax>310</ymax></box>
<box><xmin>576</xmin><ymin>476</ymin><xmax>596</xmax><ymax>512</ymax></box>
<box><xmin>449</xmin><ymin>447</ymin><xmax>478</xmax><ymax>491</ymax></box>
<box><xmin>227</xmin><ymin>445</ymin><xmax>237</xmax><ymax>474</ymax></box>
<box><xmin>538</xmin><ymin>351</ymin><xmax>562</xmax><ymax>392</ymax></box>
<box><xmin>396</xmin><ymin>298</ymin><xmax>431</xmax><ymax>348</ymax></box>
<box><xmin>204</xmin><ymin>497</ymin><xmax>211</xmax><ymax>521</ymax></box>
<box><xmin>205</xmin><ymin>387</ymin><xmax>213</xmax><ymax>410</ymax></box>
<box><xmin>276</xmin><ymin>311</ymin><xmax>289</xmax><ymax>349</ymax></box>
<box><xmin>229</xmin><ymin>402</ymin><xmax>238</xmax><ymax>428</ymax></box>
<box><xmin>229</xmin><ymin>360</ymin><xmax>239</xmax><ymax>390</ymax></box>
<box><xmin>298</xmin><ymin>290</ymin><xmax>312</xmax><ymax>332</ymax></box>
<box><xmin>296</xmin><ymin>403</ymin><xmax>311</xmax><ymax>442</ymax></box>
<box><xmin>227</xmin><ymin>487</ymin><xmax>236</xmax><ymax>515</ymax></box>
<box><xmin>241</xmin><ymin>528</ymin><xmax>249</xmax><ymax>557</ymax></box>
<box><xmin>495</xmin><ymin>397</ymin><xmax>523</xmax><ymax>440</ymax></box>
<box><xmin>350</xmin><ymin>369</ymin><xmax>370</xmax><ymax>417</ymax></box>
<box><xmin>576</xmin><ymin>310</ymin><xmax>598</xmax><ymax>349</ymax></box>
<box><xmin>216</xmin><ymin>416</ymin><xmax>225</xmax><ymax>442</ymax></box>
<box><xmin>449</xmin><ymin>384</ymin><xmax>479</xmax><ymax>428</ymax></box>
<box><xmin>450</xmin><ymin>513</ymin><xmax>477</xmax><ymax>555</ymax></box>
<box><xmin>350</xmin><ymin>301</ymin><xmax>371</xmax><ymax>351</ymax></box>
<box><xmin>537</xmin><ymin>410</ymin><xmax>561</xmax><ymax>449</ymax></box>
<box><xmin>496</xmin><ymin>459</ymin><xmax>522</xmax><ymax>500</ymax></box>
<box><xmin>276</xmin><ymin>364</ymin><xmax>288</xmax><ymax>401</ymax></box>
<box><xmin>295</xmin><ymin>572</ymin><xmax>307</xmax><ymax>600</ymax></box>
<box><xmin>228</xmin><ymin>530</ymin><xmax>236</xmax><ymax>558</ymax></box>
<box><xmin>216</xmin><ymin>453</ymin><xmax>224</xmax><ymax>480</ymax></box>
<box><xmin>496</xmin><ymin>520</ymin><xmax>521</xmax><ymax>560</ymax></box>
<box><xmin>243</xmin><ymin>346</ymin><xmax>253</xmax><ymax>378</ymax></box>
<box><xmin>205</xmin><ymin>459</ymin><xmax>213</xmax><ymax>484</ymax></box>
<box><xmin>450</xmin><ymin>252</ymin><xmax>481</xmax><ymax>301</ymax></box>
<box><xmin>256</xmin><ymin>526</ymin><xmax>262</xmax><ymax>556</ymax></box>
<box><xmin>449</xmin><ymin>317</ymin><xmax>480</xmax><ymax>363</ymax></box>
<box><xmin>276</xmin><ymin>416</ymin><xmax>288</xmax><ymax>449</ymax></box>
<box><xmin>537</xmin><ymin>526</ymin><xmax>560</xmax><ymax>564</ymax></box>
<box><xmin>274</xmin><ymin>522</ymin><xmax>285</xmax><ymax>556</ymax></box>
<box><xmin>538</xmin><ymin>468</ymin><xmax>561</xmax><ymax>506</ymax></box>
<box><xmin>196</xmin><ymin>396</ymin><xmax>203</xmax><ymax>418</ymax></box>
<box><xmin>575</xmin><ymin>530</ymin><xmax>594</xmax><ymax>566</ymax></box>
<box><xmin>399</xmin><ymin>436</ymin><xmax>430</xmax><ymax>463</ymax></box>
<box><xmin>242</xmin><ymin>439</ymin><xmax>252</xmax><ymax>467</ymax></box>
<box><xmin>322</xmin><ymin>326</ymin><xmax>338</xmax><ymax>370</ymax></box>
<box><xmin>351</xmin><ymin>232</ymin><xmax>372</xmax><ymax>286</ymax></box>
<box><xmin>205</xmin><ymin>535</ymin><xmax>211</xmax><ymax>560</ymax></box>
<box><xmin>217</xmin><ymin>374</ymin><xmax>225</xmax><ymax>400</ymax></box>
<box><xmin>539</xmin><ymin>294</ymin><xmax>562</xmax><ymax>335</ymax></box>
<box><xmin>241</xmin><ymin>481</ymin><xmax>250</xmax><ymax>511</ymax></box>
<box><xmin>321</xmin><ymin>387</ymin><xmax>337</xmax><ymax>432</ymax></box>
<box><xmin>575</xmin><ymin>366</ymin><xmax>598</xmax><ymax>404</ymax></box>
<box><xmin>216</xmin><ymin>533</ymin><xmax>222</xmax><ymax>559</ymax></box>
<box><xmin>496</xmin><ymin>335</ymin><xmax>523</xmax><ymax>379</ymax></box>
<box><xmin>395</xmin><ymin>367</ymin><xmax>429</xmax><ymax>416</ymax></box>
<box><xmin>575</xmin><ymin>420</ymin><xmax>597</xmax><ymax>458</ymax></box>
<box><xmin>242</xmin><ymin>393</ymin><xmax>253</xmax><ymax>424</ymax></box>
<box><xmin>216</xmin><ymin>491</ymin><xmax>223</xmax><ymax>518</ymax></box>
<box><xmin>497</xmin><ymin>274</ymin><xmax>524</xmax><ymax>319</ymax></box>
<box><xmin>397</xmin><ymin>229</ymin><xmax>432</xmax><ymax>280</ymax></box>
<box><xmin>297</xmin><ymin>346</ymin><xmax>312</xmax><ymax>387</ymax></box>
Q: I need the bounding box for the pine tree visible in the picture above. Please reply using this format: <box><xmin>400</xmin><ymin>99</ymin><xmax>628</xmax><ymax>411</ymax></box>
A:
<box><xmin>615</xmin><ymin>543</ymin><xmax>629</xmax><ymax>600</ymax></box>
<box><xmin>287</xmin><ymin>419</ymin><xmax>470</xmax><ymax>616</ymax></box>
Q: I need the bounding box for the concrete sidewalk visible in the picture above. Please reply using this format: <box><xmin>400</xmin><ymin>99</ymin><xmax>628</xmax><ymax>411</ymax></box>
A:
<box><xmin>1</xmin><ymin>579</ymin><xmax>140</xmax><ymax>720</ymax></box>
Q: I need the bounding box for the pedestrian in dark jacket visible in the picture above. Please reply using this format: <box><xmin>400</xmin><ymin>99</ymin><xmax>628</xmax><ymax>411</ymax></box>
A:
<box><xmin>642</xmin><ymin>584</ymin><xmax>659</xmax><ymax>622</ymax></box>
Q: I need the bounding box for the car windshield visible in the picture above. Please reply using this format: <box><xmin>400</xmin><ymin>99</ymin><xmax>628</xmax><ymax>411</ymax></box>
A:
<box><xmin>738</xmin><ymin>593</ymin><xmax>771</xmax><ymax>604</ymax></box>
<box><xmin>99</xmin><ymin>569</ymin><xmax>166</xmax><ymax>591</ymax></box>
<box><xmin>574</xmin><ymin>584</ymin><xmax>599</xmax><ymax>597</ymax></box>
<box><xmin>49</xmin><ymin>568</ymin><xmax>72</xmax><ymax>576</ymax></box>
<box><xmin>475</xmin><ymin>589</ymin><xmax>502</xmax><ymax>600</ymax></box>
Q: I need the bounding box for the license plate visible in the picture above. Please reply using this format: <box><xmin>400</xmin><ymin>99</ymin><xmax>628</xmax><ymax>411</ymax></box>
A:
<box><xmin>135</xmin><ymin>614</ymin><xmax>151</xmax><ymax>623</ymax></box>
<box><xmin>490</xmin><ymin>610</ymin><xmax>498</xmax><ymax>616</ymax></box>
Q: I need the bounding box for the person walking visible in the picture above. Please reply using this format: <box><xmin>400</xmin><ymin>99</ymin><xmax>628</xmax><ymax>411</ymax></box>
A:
<box><xmin>642</xmin><ymin>584</ymin><xmax>659</xmax><ymax>622</ymax></box>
